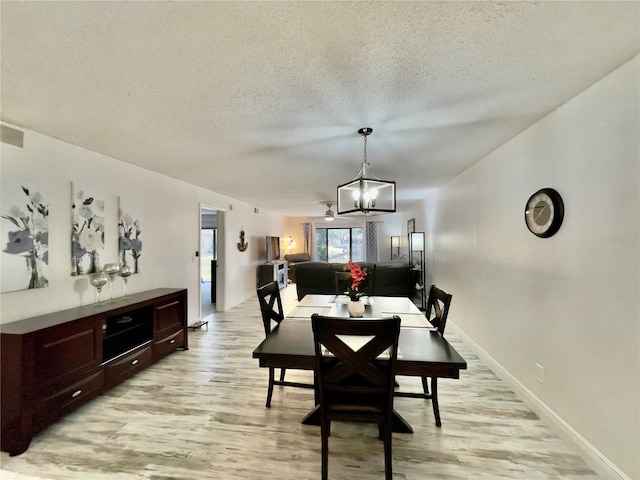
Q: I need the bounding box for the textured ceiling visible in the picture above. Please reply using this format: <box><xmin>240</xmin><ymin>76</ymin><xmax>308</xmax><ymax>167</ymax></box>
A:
<box><xmin>1</xmin><ymin>1</ymin><xmax>638</xmax><ymax>218</ymax></box>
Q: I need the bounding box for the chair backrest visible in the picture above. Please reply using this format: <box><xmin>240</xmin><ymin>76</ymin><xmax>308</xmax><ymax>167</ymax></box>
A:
<box><xmin>425</xmin><ymin>285</ymin><xmax>453</xmax><ymax>334</ymax></box>
<box><xmin>257</xmin><ymin>281</ymin><xmax>285</xmax><ymax>336</ymax></box>
<box><xmin>334</xmin><ymin>271</ymin><xmax>353</xmax><ymax>295</ymax></box>
<box><xmin>311</xmin><ymin>314</ymin><xmax>401</xmax><ymax>421</ymax></box>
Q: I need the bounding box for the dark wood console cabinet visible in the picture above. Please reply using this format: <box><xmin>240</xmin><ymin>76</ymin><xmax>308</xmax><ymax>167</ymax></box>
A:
<box><xmin>0</xmin><ymin>288</ymin><xmax>188</xmax><ymax>456</ymax></box>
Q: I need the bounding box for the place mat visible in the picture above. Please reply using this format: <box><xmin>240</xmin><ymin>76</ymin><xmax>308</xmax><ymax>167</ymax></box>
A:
<box><xmin>382</xmin><ymin>312</ymin><xmax>434</xmax><ymax>329</ymax></box>
<box><xmin>299</xmin><ymin>296</ymin><xmax>335</xmax><ymax>307</ymax></box>
<box><xmin>287</xmin><ymin>306</ymin><xmax>331</xmax><ymax>318</ymax></box>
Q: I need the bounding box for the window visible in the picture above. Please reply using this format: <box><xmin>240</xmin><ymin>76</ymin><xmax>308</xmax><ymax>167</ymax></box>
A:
<box><xmin>316</xmin><ymin>227</ymin><xmax>364</xmax><ymax>262</ymax></box>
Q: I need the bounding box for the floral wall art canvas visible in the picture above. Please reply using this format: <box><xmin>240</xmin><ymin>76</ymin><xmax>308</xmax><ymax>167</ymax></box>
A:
<box><xmin>71</xmin><ymin>183</ymin><xmax>105</xmax><ymax>276</ymax></box>
<box><xmin>1</xmin><ymin>184</ymin><xmax>49</xmax><ymax>292</ymax></box>
<box><xmin>119</xmin><ymin>209</ymin><xmax>142</xmax><ymax>273</ymax></box>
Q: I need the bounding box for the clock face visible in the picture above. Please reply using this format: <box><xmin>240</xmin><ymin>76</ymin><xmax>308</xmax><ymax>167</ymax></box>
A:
<box><xmin>524</xmin><ymin>188</ymin><xmax>564</xmax><ymax>238</ymax></box>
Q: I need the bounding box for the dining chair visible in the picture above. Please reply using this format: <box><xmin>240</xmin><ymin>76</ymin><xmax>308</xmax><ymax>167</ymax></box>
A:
<box><xmin>395</xmin><ymin>284</ymin><xmax>453</xmax><ymax>427</ymax></box>
<box><xmin>257</xmin><ymin>281</ymin><xmax>313</xmax><ymax>407</ymax></box>
<box><xmin>311</xmin><ymin>314</ymin><xmax>401</xmax><ymax>480</ymax></box>
<box><xmin>334</xmin><ymin>271</ymin><xmax>352</xmax><ymax>295</ymax></box>
<box><xmin>425</xmin><ymin>284</ymin><xmax>452</xmax><ymax>334</ymax></box>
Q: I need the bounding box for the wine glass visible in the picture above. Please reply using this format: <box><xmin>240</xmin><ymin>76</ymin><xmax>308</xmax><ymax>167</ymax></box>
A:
<box><xmin>89</xmin><ymin>272</ymin><xmax>108</xmax><ymax>306</ymax></box>
<box><xmin>118</xmin><ymin>264</ymin><xmax>133</xmax><ymax>299</ymax></box>
<box><xmin>103</xmin><ymin>263</ymin><xmax>120</xmax><ymax>302</ymax></box>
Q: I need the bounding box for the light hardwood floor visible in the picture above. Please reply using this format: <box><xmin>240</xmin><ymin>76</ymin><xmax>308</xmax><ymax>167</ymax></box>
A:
<box><xmin>1</xmin><ymin>285</ymin><xmax>599</xmax><ymax>479</ymax></box>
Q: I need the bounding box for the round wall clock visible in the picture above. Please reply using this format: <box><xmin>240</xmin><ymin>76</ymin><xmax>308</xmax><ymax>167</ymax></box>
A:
<box><xmin>524</xmin><ymin>188</ymin><xmax>564</xmax><ymax>238</ymax></box>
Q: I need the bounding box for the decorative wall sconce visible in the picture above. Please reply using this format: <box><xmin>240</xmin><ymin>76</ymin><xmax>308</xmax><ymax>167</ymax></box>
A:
<box><xmin>237</xmin><ymin>227</ymin><xmax>248</xmax><ymax>252</ymax></box>
<box><xmin>390</xmin><ymin>236</ymin><xmax>400</xmax><ymax>260</ymax></box>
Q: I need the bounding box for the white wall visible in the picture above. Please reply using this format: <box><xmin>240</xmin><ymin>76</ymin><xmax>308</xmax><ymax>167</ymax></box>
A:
<box><xmin>432</xmin><ymin>56</ymin><xmax>639</xmax><ymax>479</ymax></box>
<box><xmin>0</xmin><ymin>125</ymin><xmax>285</xmax><ymax>324</ymax></box>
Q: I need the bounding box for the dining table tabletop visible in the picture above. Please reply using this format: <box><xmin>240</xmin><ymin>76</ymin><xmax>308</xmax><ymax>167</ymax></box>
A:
<box><xmin>252</xmin><ymin>294</ymin><xmax>467</xmax><ymax>433</ymax></box>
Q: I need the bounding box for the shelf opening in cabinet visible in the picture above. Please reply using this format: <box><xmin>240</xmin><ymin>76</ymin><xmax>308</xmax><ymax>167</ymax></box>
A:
<box><xmin>103</xmin><ymin>307</ymin><xmax>153</xmax><ymax>362</ymax></box>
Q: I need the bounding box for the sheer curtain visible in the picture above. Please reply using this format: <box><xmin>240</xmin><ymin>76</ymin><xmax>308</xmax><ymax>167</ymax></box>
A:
<box><xmin>303</xmin><ymin>223</ymin><xmax>313</xmax><ymax>258</ymax></box>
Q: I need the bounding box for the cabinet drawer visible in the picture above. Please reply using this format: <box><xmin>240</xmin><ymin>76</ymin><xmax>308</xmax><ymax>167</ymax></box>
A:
<box><xmin>104</xmin><ymin>344</ymin><xmax>152</xmax><ymax>386</ymax></box>
<box><xmin>154</xmin><ymin>298</ymin><xmax>184</xmax><ymax>336</ymax></box>
<box><xmin>153</xmin><ymin>328</ymin><xmax>184</xmax><ymax>361</ymax></box>
<box><xmin>33</xmin><ymin>319</ymin><xmax>103</xmax><ymax>394</ymax></box>
<box><xmin>33</xmin><ymin>370</ymin><xmax>104</xmax><ymax>431</ymax></box>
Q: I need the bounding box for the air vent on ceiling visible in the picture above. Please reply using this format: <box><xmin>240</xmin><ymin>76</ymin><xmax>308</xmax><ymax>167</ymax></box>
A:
<box><xmin>0</xmin><ymin>124</ymin><xmax>24</xmax><ymax>148</ymax></box>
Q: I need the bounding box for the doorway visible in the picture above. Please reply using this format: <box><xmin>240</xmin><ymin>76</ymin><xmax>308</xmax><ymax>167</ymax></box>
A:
<box><xmin>200</xmin><ymin>207</ymin><xmax>218</xmax><ymax>317</ymax></box>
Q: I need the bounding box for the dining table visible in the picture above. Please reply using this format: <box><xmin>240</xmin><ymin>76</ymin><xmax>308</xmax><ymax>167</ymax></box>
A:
<box><xmin>252</xmin><ymin>294</ymin><xmax>467</xmax><ymax>433</ymax></box>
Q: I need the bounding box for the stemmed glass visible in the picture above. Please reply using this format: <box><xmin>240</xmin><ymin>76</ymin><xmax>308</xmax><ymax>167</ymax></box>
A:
<box><xmin>103</xmin><ymin>263</ymin><xmax>120</xmax><ymax>303</ymax></box>
<box><xmin>118</xmin><ymin>264</ymin><xmax>133</xmax><ymax>299</ymax></box>
<box><xmin>89</xmin><ymin>272</ymin><xmax>108</xmax><ymax>306</ymax></box>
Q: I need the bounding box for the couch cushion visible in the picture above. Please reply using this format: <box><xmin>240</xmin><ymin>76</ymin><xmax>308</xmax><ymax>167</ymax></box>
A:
<box><xmin>284</xmin><ymin>253</ymin><xmax>311</xmax><ymax>263</ymax></box>
<box><xmin>294</xmin><ymin>262</ymin><xmax>334</xmax><ymax>300</ymax></box>
<box><xmin>373</xmin><ymin>262</ymin><xmax>413</xmax><ymax>297</ymax></box>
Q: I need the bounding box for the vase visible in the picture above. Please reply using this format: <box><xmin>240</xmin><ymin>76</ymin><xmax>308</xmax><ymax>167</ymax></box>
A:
<box><xmin>103</xmin><ymin>263</ymin><xmax>120</xmax><ymax>303</ymax></box>
<box><xmin>89</xmin><ymin>272</ymin><xmax>108</xmax><ymax>306</ymax></box>
<box><xmin>118</xmin><ymin>264</ymin><xmax>133</xmax><ymax>298</ymax></box>
<box><xmin>347</xmin><ymin>299</ymin><xmax>365</xmax><ymax>318</ymax></box>
<box><xmin>28</xmin><ymin>252</ymin><xmax>48</xmax><ymax>289</ymax></box>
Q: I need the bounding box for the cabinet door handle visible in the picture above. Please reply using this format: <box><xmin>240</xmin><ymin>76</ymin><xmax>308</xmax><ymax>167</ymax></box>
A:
<box><xmin>71</xmin><ymin>389</ymin><xmax>82</xmax><ymax>398</ymax></box>
<box><xmin>131</xmin><ymin>359</ymin><xmax>139</xmax><ymax>366</ymax></box>
<box><xmin>170</xmin><ymin>339</ymin><xmax>176</xmax><ymax>344</ymax></box>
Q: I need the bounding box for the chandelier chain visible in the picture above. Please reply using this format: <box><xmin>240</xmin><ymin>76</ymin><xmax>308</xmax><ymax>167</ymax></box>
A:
<box><xmin>363</xmin><ymin>134</ymin><xmax>368</xmax><ymax>164</ymax></box>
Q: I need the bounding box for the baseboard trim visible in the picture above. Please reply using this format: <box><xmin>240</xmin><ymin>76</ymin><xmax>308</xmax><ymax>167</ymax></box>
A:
<box><xmin>448</xmin><ymin>322</ymin><xmax>629</xmax><ymax>480</ymax></box>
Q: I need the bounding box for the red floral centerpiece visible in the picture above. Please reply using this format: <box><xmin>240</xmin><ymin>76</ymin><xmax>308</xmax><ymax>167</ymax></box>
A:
<box><xmin>344</xmin><ymin>261</ymin><xmax>367</xmax><ymax>301</ymax></box>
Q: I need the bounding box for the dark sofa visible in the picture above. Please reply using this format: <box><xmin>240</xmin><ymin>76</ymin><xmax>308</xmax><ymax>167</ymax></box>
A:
<box><xmin>283</xmin><ymin>252</ymin><xmax>311</xmax><ymax>283</ymax></box>
<box><xmin>293</xmin><ymin>260</ymin><xmax>414</xmax><ymax>301</ymax></box>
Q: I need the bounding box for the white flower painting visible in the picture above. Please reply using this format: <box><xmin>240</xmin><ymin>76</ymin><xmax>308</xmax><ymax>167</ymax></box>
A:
<box><xmin>71</xmin><ymin>183</ymin><xmax>105</xmax><ymax>276</ymax></box>
<box><xmin>119</xmin><ymin>210</ymin><xmax>142</xmax><ymax>273</ymax></box>
<box><xmin>1</xmin><ymin>184</ymin><xmax>49</xmax><ymax>292</ymax></box>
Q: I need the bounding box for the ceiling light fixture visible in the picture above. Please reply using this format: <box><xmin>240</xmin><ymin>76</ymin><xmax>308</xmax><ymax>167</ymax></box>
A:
<box><xmin>337</xmin><ymin>127</ymin><xmax>396</xmax><ymax>216</ymax></box>
<box><xmin>325</xmin><ymin>203</ymin><xmax>335</xmax><ymax>221</ymax></box>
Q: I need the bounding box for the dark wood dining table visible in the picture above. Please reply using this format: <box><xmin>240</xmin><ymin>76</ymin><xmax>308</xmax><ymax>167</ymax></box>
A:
<box><xmin>252</xmin><ymin>294</ymin><xmax>467</xmax><ymax>433</ymax></box>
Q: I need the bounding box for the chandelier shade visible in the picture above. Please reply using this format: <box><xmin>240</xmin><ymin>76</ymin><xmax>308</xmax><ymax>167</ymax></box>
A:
<box><xmin>337</xmin><ymin>128</ymin><xmax>396</xmax><ymax>216</ymax></box>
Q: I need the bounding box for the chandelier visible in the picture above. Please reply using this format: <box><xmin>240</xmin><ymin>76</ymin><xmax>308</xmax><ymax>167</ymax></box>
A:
<box><xmin>337</xmin><ymin>127</ymin><xmax>396</xmax><ymax>215</ymax></box>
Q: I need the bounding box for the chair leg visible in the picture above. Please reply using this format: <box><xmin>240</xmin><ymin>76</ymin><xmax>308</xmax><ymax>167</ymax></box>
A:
<box><xmin>421</xmin><ymin>375</ymin><xmax>430</xmax><ymax>395</ymax></box>
<box><xmin>431</xmin><ymin>377</ymin><xmax>441</xmax><ymax>427</ymax></box>
<box><xmin>279</xmin><ymin>367</ymin><xmax>286</xmax><ymax>382</ymax></box>
<box><xmin>383</xmin><ymin>423</ymin><xmax>393</xmax><ymax>480</ymax></box>
<box><xmin>266</xmin><ymin>367</ymin><xmax>275</xmax><ymax>408</ymax></box>
<box><xmin>321</xmin><ymin>421</ymin><xmax>329</xmax><ymax>480</ymax></box>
